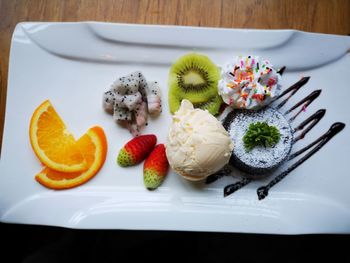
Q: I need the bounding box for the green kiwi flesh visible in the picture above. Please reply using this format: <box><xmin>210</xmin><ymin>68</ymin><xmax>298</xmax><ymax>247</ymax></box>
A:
<box><xmin>169</xmin><ymin>92</ymin><xmax>223</xmax><ymax>116</ymax></box>
<box><xmin>192</xmin><ymin>95</ymin><xmax>223</xmax><ymax>115</ymax></box>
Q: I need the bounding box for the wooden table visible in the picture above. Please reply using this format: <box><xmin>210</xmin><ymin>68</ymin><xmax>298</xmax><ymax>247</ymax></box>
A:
<box><xmin>0</xmin><ymin>0</ymin><xmax>349</xmax><ymax>149</ymax></box>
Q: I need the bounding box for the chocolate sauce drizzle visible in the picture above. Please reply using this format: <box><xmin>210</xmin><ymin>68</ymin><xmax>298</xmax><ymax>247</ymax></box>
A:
<box><xmin>221</xmin><ymin>109</ymin><xmax>328</xmax><ymax>197</ymax></box>
<box><xmin>210</xmin><ymin>73</ymin><xmax>345</xmax><ymax>200</ymax></box>
<box><xmin>224</xmin><ymin>178</ymin><xmax>252</xmax><ymax>197</ymax></box>
<box><xmin>277</xmin><ymin>66</ymin><xmax>286</xmax><ymax>76</ymax></box>
<box><xmin>219</xmin><ymin>91</ymin><xmax>323</xmax><ymax>196</ymax></box>
<box><xmin>205</xmin><ymin>166</ymin><xmax>232</xmax><ymax>184</ymax></box>
<box><xmin>292</xmin><ymin>109</ymin><xmax>326</xmax><ymax>143</ymax></box>
<box><xmin>284</xmin><ymin>89</ymin><xmax>322</xmax><ymax>122</ymax></box>
<box><xmin>268</xmin><ymin>77</ymin><xmax>310</xmax><ymax>109</ymax></box>
<box><xmin>257</xmin><ymin>122</ymin><xmax>345</xmax><ymax>200</ymax></box>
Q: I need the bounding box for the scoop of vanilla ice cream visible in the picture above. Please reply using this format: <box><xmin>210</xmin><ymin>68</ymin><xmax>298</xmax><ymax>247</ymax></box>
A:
<box><xmin>166</xmin><ymin>100</ymin><xmax>233</xmax><ymax>181</ymax></box>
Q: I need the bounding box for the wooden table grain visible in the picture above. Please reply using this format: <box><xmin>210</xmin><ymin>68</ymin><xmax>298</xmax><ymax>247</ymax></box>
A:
<box><xmin>0</xmin><ymin>0</ymin><xmax>349</xmax><ymax>149</ymax></box>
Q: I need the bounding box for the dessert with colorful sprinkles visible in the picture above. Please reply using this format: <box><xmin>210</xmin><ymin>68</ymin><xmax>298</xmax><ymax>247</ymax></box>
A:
<box><xmin>218</xmin><ymin>55</ymin><xmax>282</xmax><ymax>110</ymax></box>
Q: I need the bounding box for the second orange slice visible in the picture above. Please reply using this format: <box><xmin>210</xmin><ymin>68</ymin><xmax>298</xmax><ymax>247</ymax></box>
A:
<box><xmin>36</xmin><ymin>126</ymin><xmax>108</xmax><ymax>189</ymax></box>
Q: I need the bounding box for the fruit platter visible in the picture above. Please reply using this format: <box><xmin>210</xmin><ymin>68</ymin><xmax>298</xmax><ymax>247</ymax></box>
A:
<box><xmin>1</xmin><ymin>22</ymin><xmax>350</xmax><ymax>234</ymax></box>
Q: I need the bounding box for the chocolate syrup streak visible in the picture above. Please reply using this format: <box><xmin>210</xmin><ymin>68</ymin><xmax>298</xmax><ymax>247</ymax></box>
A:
<box><xmin>224</xmin><ymin>178</ymin><xmax>252</xmax><ymax>197</ymax></box>
<box><xmin>292</xmin><ymin>109</ymin><xmax>326</xmax><ymax>143</ymax></box>
<box><xmin>284</xmin><ymin>89</ymin><xmax>322</xmax><ymax>122</ymax></box>
<box><xmin>205</xmin><ymin>166</ymin><xmax>233</xmax><ymax>184</ymax></box>
<box><xmin>277</xmin><ymin>66</ymin><xmax>286</xmax><ymax>76</ymax></box>
<box><xmin>222</xmin><ymin>109</ymin><xmax>327</xmax><ymax>197</ymax></box>
<box><xmin>269</xmin><ymin>77</ymin><xmax>310</xmax><ymax>109</ymax></box>
<box><xmin>205</xmin><ymin>165</ymin><xmax>253</xmax><ymax>197</ymax></box>
<box><xmin>257</xmin><ymin>122</ymin><xmax>345</xmax><ymax>200</ymax></box>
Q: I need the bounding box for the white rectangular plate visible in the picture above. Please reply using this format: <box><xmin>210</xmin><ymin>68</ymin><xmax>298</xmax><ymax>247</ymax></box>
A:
<box><xmin>1</xmin><ymin>22</ymin><xmax>350</xmax><ymax>234</ymax></box>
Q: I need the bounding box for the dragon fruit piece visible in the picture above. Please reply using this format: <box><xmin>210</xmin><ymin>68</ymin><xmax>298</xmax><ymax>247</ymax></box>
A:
<box><xmin>113</xmin><ymin>105</ymin><xmax>132</xmax><ymax>121</ymax></box>
<box><xmin>146</xmin><ymin>81</ymin><xmax>162</xmax><ymax>115</ymax></box>
<box><xmin>147</xmin><ymin>95</ymin><xmax>162</xmax><ymax>115</ymax></box>
<box><xmin>115</xmin><ymin>92</ymin><xmax>142</xmax><ymax>111</ymax></box>
<box><xmin>119</xmin><ymin>101</ymin><xmax>148</xmax><ymax>137</ymax></box>
<box><xmin>124</xmin><ymin>92</ymin><xmax>142</xmax><ymax>111</ymax></box>
<box><xmin>103</xmin><ymin>90</ymin><xmax>116</xmax><ymax>113</ymax></box>
<box><xmin>147</xmin><ymin>81</ymin><xmax>161</xmax><ymax>96</ymax></box>
<box><xmin>135</xmin><ymin>71</ymin><xmax>148</xmax><ymax>101</ymax></box>
<box><xmin>135</xmin><ymin>101</ymin><xmax>148</xmax><ymax>127</ymax></box>
<box><xmin>124</xmin><ymin>121</ymin><xmax>140</xmax><ymax>137</ymax></box>
<box><xmin>112</xmin><ymin>72</ymin><xmax>140</xmax><ymax>95</ymax></box>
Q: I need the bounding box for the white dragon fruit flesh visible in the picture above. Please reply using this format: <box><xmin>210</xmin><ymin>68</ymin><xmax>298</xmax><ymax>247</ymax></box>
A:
<box><xmin>113</xmin><ymin>105</ymin><xmax>132</xmax><ymax>121</ymax></box>
<box><xmin>103</xmin><ymin>91</ymin><xmax>116</xmax><ymax>113</ymax></box>
<box><xmin>146</xmin><ymin>81</ymin><xmax>162</xmax><ymax>115</ymax></box>
<box><xmin>135</xmin><ymin>101</ymin><xmax>148</xmax><ymax>127</ymax></box>
<box><xmin>111</xmin><ymin>72</ymin><xmax>140</xmax><ymax>95</ymax></box>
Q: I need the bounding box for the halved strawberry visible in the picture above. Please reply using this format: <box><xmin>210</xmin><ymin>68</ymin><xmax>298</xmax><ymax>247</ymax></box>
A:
<box><xmin>117</xmin><ymin>135</ymin><xmax>157</xmax><ymax>167</ymax></box>
<box><xmin>143</xmin><ymin>144</ymin><xmax>169</xmax><ymax>190</ymax></box>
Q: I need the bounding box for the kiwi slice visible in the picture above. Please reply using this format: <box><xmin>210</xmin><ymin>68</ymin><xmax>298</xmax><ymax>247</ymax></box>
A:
<box><xmin>168</xmin><ymin>53</ymin><xmax>221</xmax><ymax>113</ymax></box>
<box><xmin>169</xmin><ymin>92</ymin><xmax>223</xmax><ymax>116</ymax></box>
<box><xmin>192</xmin><ymin>95</ymin><xmax>223</xmax><ymax>115</ymax></box>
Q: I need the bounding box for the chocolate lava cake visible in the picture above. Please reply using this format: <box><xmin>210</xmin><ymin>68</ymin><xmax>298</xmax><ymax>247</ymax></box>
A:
<box><xmin>223</xmin><ymin>107</ymin><xmax>293</xmax><ymax>176</ymax></box>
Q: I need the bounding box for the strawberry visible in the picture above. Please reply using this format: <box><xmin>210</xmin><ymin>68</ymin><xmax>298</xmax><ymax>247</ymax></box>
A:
<box><xmin>117</xmin><ymin>134</ymin><xmax>157</xmax><ymax>167</ymax></box>
<box><xmin>143</xmin><ymin>144</ymin><xmax>169</xmax><ymax>190</ymax></box>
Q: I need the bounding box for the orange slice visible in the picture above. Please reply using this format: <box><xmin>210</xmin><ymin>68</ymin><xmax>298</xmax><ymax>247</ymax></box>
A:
<box><xmin>29</xmin><ymin>100</ymin><xmax>87</xmax><ymax>172</ymax></box>
<box><xmin>35</xmin><ymin>126</ymin><xmax>108</xmax><ymax>189</ymax></box>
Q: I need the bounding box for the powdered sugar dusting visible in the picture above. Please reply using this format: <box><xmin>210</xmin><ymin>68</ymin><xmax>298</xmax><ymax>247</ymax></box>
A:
<box><xmin>224</xmin><ymin>107</ymin><xmax>293</xmax><ymax>174</ymax></box>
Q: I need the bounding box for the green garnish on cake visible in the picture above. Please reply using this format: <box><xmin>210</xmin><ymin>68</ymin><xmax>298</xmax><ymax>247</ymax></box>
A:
<box><xmin>243</xmin><ymin>121</ymin><xmax>281</xmax><ymax>151</ymax></box>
